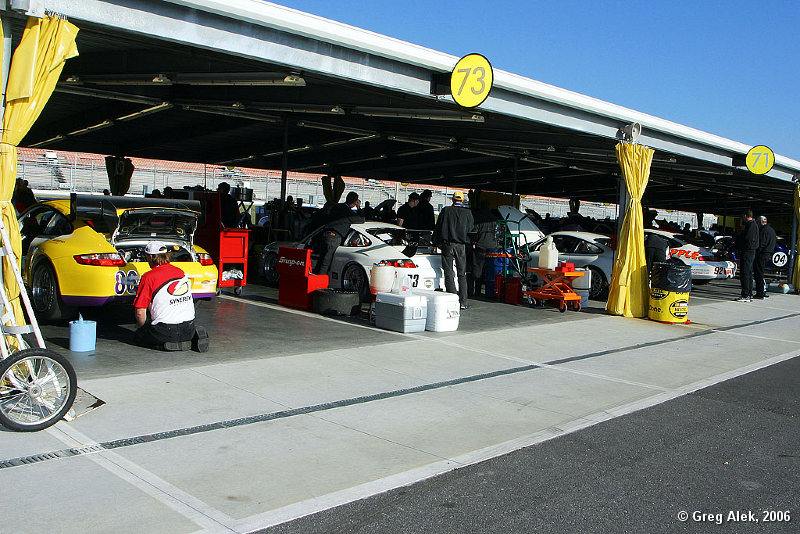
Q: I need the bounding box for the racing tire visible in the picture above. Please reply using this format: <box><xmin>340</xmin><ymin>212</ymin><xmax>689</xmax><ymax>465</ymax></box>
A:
<box><xmin>341</xmin><ymin>263</ymin><xmax>371</xmax><ymax>302</ymax></box>
<box><xmin>692</xmin><ymin>279</ymin><xmax>711</xmax><ymax>285</ymax></box>
<box><xmin>261</xmin><ymin>252</ymin><xmax>280</xmax><ymax>286</ymax></box>
<box><xmin>313</xmin><ymin>288</ymin><xmax>361</xmax><ymax>316</ymax></box>
<box><xmin>0</xmin><ymin>348</ymin><xmax>77</xmax><ymax>432</ymax></box>
<box><xmin>30</xmin><ymin>262</ymin><xmax>73</xmax><ymax>321</ymax></box>
<box><xmin>587</xmin><ymin>266</ymin><xmax>608</xmax><ymax>300</ymax></box>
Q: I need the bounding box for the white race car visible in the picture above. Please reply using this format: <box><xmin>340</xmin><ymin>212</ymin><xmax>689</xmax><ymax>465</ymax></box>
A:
<box><xmin>260</xmin><ymin>221</ymin><xmax>445</xmax><ymax>299</ymax></box>
<box><xmin>645</xmin><ymin>229</ymin><xmax>736</xmax><ymax>282</ymax></box>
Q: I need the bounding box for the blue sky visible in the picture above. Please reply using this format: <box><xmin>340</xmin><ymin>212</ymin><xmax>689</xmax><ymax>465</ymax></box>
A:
<box><xmin>278</xmin><ymin>0</ymin><xmax>800</xmax><ymax>162</ymax></box>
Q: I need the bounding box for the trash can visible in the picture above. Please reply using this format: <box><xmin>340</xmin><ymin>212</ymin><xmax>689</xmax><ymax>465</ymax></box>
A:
<box><xmin>648</xmin><ymin>261</ymin><xmax>691</xmax><ymax>323</ymax></box>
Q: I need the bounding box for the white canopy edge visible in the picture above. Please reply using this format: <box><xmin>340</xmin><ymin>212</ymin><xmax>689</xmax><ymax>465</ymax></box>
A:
<box><xmin>164</xmin><ymin>0</ymin><xmax>800</xmax><ymax>176</ymax></box>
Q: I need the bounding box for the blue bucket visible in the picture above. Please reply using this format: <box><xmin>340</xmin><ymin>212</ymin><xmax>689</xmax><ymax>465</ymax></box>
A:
<box><xmin>69</xmin><ymin>314</ymin><xmax>97</xmax><ymax>352</ymax></box>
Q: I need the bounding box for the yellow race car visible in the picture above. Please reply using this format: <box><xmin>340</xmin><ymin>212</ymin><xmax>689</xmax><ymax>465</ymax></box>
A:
<box><xmin>18</xmin><ymin>194</ymin><xmax>218</xmax><ymax>320</ymax></box>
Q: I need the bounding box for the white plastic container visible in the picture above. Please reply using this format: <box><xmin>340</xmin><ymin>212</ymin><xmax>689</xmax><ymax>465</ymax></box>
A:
<box><xmin>370</xmin><ymin>264</ymin><xmax>395</xmax><ymax>295</ymax></box>
<box><xmin>374</xmin><ymin>292</ymin><xmax>427</xmax><ymax>333</ymax></box>
<box><xmin>571</xmin><ymin>267</ymin><xmax>591</xmax><ymax>307</ymax></box>
<box><xmin>538</xmin><ymin>236</ymin><xmax>559</xmax><ymax>270</ymax></box>
<box><xmin>414</xmin><ymin>290</ymin><xmax>460</xmax><ymax>331</ymax></box>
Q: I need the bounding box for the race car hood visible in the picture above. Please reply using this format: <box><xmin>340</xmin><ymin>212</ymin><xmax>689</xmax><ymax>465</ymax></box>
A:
<box><xmin>112</xmin><ymin>208</ymin><xmax>198</xmax><ymax>246</ymax></box>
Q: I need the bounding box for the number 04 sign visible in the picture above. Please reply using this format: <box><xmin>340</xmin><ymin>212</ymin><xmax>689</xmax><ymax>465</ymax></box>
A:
<box><xmin>450</xmin><ymin>53</ymin><xmax>493</xmax><ymax>108</ymax></box>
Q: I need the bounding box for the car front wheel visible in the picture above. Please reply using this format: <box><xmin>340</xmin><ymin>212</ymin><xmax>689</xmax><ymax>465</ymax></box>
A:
<box><xmin>261</xmin><ymin>252</ymin><xmax>280</xmax><ymax>286</ymax></box>
<box><xmin>587</xmin><ymin>266</ymin><xmax>608</xmax><ymax>300</ymax></box>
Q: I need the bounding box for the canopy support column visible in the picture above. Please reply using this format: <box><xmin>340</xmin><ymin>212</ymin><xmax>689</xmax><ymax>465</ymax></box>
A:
<box><xmin>280</xmin><ymin>118</ymin><xmax>288</xmax><ymax>203</ymax></box>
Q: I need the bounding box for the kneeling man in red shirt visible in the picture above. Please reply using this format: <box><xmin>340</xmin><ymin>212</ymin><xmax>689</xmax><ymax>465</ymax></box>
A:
<box><xmin>134</xmin><ymin>242</ymin><xmax>209</xmax><ymax>352</ymax></box>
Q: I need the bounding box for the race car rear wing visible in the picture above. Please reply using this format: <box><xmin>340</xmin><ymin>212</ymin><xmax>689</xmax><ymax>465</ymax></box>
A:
<box><xmin>69</xmin><ymin>194</ymin><xmax>203</xmax><ymax>233</ymax></box>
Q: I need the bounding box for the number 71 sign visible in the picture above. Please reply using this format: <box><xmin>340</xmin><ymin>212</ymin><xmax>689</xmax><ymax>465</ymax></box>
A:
<box><xmin>746</xmin><ymin>145</ymin><xmax>774</xmax><ymax>175</ymax></box>
<box><xmin>450</xmin><ymin>53</ymin><xmax>493</xmax><ymax>108</ymax></box>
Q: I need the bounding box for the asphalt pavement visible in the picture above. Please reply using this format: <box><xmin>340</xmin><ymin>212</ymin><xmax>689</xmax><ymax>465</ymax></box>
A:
<box><xmin>261</xmin><ymin>356</ymin><xmax>799</xmax><ymax>534</ymax></box>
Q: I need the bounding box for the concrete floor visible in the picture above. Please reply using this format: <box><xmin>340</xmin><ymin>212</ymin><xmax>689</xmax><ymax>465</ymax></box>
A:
<box><xmin>1</xmin><ymin>279</ymin><xmax>798</xmax><ymax>533</ymax></box>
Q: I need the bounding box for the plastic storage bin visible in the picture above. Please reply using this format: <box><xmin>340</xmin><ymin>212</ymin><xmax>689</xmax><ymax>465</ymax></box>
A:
<box><xmin>571</xmin><ymin>268</ymin><xmax>591</xmax><ymax>307</ymax></box>
<box><xmin>414</xmin><ymin>290</ymin><xmax>460</xmax><ymax>332</ymax></box>
<box><xmin>374</xmin><ymin>292</ymin><xmax>427</xmax><ymax>333</ymax></box>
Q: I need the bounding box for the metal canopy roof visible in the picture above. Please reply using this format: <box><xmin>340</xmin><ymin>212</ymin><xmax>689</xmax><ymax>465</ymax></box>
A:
<box><xmin>4</xmin><ymin>0</ymin><xmax>799</xmax><ymax>216</ymax></box>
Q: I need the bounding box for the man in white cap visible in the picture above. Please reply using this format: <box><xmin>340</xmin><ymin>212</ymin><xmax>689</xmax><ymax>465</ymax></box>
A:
<box><xmin>433</xmin><ymin>191</ymin><xmax>474</xmax><ymax>309</ymax></box>
<box><xmin>133</xmin><ymin>241</ymin><xmax>209</xmax><ymax>351</ymax></box>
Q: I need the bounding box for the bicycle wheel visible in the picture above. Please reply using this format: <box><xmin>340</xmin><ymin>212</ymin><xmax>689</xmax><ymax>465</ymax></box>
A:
<box><xmin>0</xmin><ymin>349</ymin><xmax>77</xmax><ymax>432</ymax></box>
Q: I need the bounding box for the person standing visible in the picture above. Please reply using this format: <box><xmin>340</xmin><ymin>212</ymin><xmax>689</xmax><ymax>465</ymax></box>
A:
<box><xmin>434</xmin><ymin>191</ymin><xmax>474</xmax><ymax>309</ymax></box>
<box><xmin>417</xmin><ymin>189</ymin><xmax>436</xmax><ymax>231</ymax></box>
<box><xmin>753</xmin><ymin>215</ymin><xmax>776</xmax><ymax>299</ymax></box>
<box><xmin>218</xmin><ymin>182</ymin><xmax>239</xmax><ymax>228</ymax></box>
<box><xmin>133</xmin><ymin>242</ymin><xmax>209</xmax><ymax>352</ymax></box>
<box><xmin>396</xmin><ymin>192</ymin><xmax>420</xmax><ymax>228</ymax></box>
<box><xmin>315</xmin><ymin>192</ymin><xmax>363</xmax><ymax>275</ymax></box>
<box><xmin>469</xmin><ymin>200</ymin><xmax>497</xmax><ymax>297</ymax></box>
<box><xmin>735</xmin><ymin>209</ymin><xmax>759</xmax><ymax>302</ymax></box>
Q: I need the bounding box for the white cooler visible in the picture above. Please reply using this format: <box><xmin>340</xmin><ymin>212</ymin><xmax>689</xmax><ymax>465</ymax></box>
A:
<box><xmin>414</xmin><ymin>289</ymin><xmax>460</xmax><ymax>332</ymax></box>
<box><xmin>375</xmin><ymin>292</ymin><xmax>427</xmax><ymax>333</ymax></box>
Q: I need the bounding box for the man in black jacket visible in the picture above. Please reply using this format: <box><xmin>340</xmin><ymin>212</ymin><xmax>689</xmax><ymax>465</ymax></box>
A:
<box><xmin>753</xmin><ymin>215</ymin><xmax>777</xmax><ymax>299</ymax></box>
<box><xmin>469</xmin><ymin>200</ymin><xmax>497</xmax><ymax>297</ymax></box>
<box><xmin>736</xmin><ymin>209</ymin><xmax>759</xmax><ymax>302</ymax></box>
<box><xmin>416</xmin><ymin>189</ymin><xmax>436</xmax><ymax>231</ymax></box>
<box><xmin>315</xmin><ymin>192</ymin><xmax>363</xmax><ymax>275</ymax></box>
<box><xmin>396</xmin><ymin>192</ymin><xmax>420</xmax><ymax>228</ymax></box>
<box><xmin>434</xmin><ymin>191</ymin><xmax>474</xmax><ymax>309</ymax></box>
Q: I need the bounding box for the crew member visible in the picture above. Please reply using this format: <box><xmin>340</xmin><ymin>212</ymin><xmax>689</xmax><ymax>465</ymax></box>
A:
<box><xmin>469</xmin><ymin>200</ymin><xmax>497</xmax><ymax>297</ymax></box>
<box><xmin>753</xmin><ymin>215</ymin><xmax>776</xmax><ymax>299</ymax></box>
<box><xmin>736</xmin><ymin>209</ymin><xmax>759</xmax><ymax>302</ymax></box>
<box><xmin>218</xmin><ymin>182</ymin><xmax>239</xmax><ymax>228</ymax></box>
<box><xmin>315</xmin><ymin>192</ymin><xmax>364</xmax><ymax>275</ymax></box>
<box><xmin>417</xmin><ymin>189</ymin><xmax>435</xmax><ymax>230</ymax></box>
<box><xmin>134</xmin><ymin>242</ymin><xmax>209</xmax><ymax>352</ymax></box>
<box><xmin>396</xmin><ymin>192</ymin><xmax>420</xmax><ymax>228</ymax></box>
<box><xmin>434</xmin><ymin>191</ymin><xmax>474</xmax><ymax>309</ymax></box>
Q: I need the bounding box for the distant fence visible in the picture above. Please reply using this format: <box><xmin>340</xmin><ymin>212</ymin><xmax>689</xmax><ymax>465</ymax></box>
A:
<box><xmin>18</xmin><ymin>148</ymin><xmax>707</xmax><ymax>228</ymax></box>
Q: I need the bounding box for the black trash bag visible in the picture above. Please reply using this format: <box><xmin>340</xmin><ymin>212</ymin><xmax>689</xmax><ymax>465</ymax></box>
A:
<box><xmin>651</xmin><ymin>261</ymin><xmax>692</xmax><ymax>292</ymax></box>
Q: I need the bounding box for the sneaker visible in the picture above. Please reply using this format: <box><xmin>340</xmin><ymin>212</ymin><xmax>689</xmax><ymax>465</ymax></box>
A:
<box><xmin>460</xmin><ymin>304</ymin><xmax>470</xmax><ymax>310</ymax></box>
<box><xmin>163</xmin><ymin>340</ymin><xmax>192</xmax><ymax>351</ymax></box>
<box><xmin>734</xmin><ymin>296</ymin><xmax>751</xmax><ymax>302</ymax></box>
<box><xmin>192</xmin><ymin>327</ymin><xmax>210</xmax><ymax>353</ymax></box>
<box><xmin>753</xmin><ymin>295</ymin><xmax>765</xmax><ymax>300</ymax></box>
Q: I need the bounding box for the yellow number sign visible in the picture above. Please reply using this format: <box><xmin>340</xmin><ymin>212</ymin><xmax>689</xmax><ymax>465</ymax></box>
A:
<box><xmin>450</xmin><ymin>53</ymin><xmax>493</xmax><ymax>108</ymax></box>
<box><xmin>746</xmin><ymin>145</ymin><xmax>774</xmax><ymax>175</ymax></box>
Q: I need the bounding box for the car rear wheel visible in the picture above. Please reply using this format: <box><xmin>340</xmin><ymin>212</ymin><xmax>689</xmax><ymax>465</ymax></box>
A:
<box><xmin>587</xmin><ymin>266</ymin><xmax>608</xmax><ymax>300</ymax></box>
<box><xmin>341</xmin><ymin>263</ymin><xmax>370</xmax><ymax>302</ymax></box>
<box><xmin>31</xmin><ymin>262</ymin><xmax>72</xmax><ymax>321</ymax></box>
<box><xmin>261</xmin><ymin>252</ymin><xmax>280</xmax><ymax>286</ymax></box>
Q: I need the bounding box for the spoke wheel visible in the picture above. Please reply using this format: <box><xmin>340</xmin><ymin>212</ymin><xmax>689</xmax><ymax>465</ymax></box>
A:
<box><xmin>0</xmin><ymin>349</ymin><xmax>77</xmax><ymax>432</ymax></box>
<box><xmin>341</xmin><ymin>263</ymin><xmax>370</xmax><ymax>301</ymax></box>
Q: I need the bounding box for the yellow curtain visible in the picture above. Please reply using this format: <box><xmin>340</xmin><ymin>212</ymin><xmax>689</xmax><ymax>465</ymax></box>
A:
<box><xmin>606</xmin><ymin>142</ymin><xmax>654</xmax><ymax>317</ymax></box>
<box><xmin>793</xmin><ymin>185</ymin><xmax>800</xmax><ymax>288</ymax></box>
<box><xmin>0</xmin><ymin>15</ymin><xmax>78</xmax><ymax>344</ymax></box>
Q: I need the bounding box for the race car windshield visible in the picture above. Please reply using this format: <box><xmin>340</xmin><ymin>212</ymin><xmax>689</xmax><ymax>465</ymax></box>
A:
<box><xmin>116</xmin><ymin>210</ymin><xmax>197</xmax><ymax>241</ymax></box>
<box><xmin>367</xmin><ymin>228</ymin><xmax>433</xmax><ymax>247</ymax></box>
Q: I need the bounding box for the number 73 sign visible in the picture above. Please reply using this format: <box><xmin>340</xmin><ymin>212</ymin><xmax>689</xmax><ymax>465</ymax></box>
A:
<box><xmin>450</xmin><ymin>53</ymin><xmax>493</xmax><ymax>108</ymax></box>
